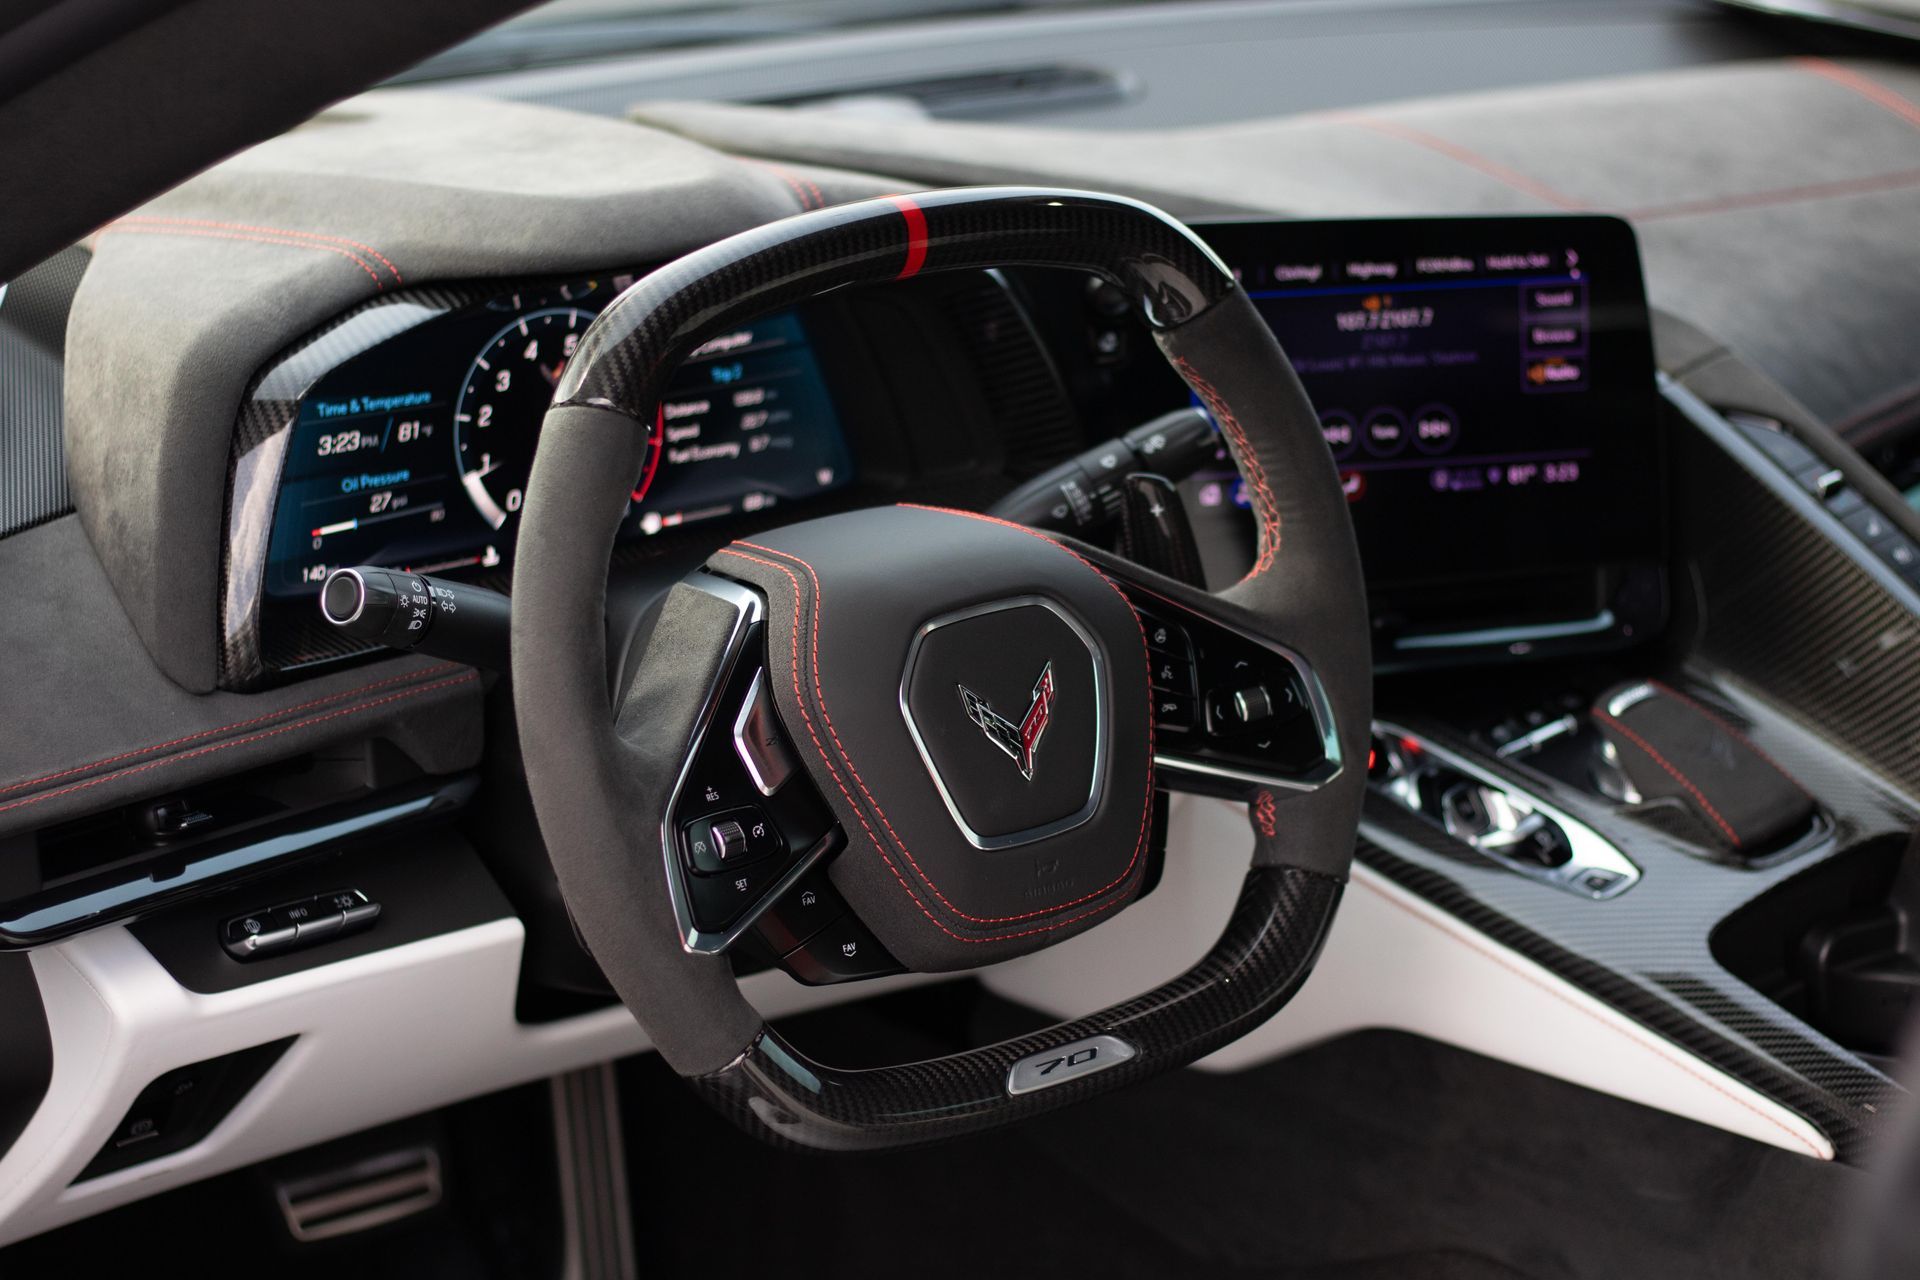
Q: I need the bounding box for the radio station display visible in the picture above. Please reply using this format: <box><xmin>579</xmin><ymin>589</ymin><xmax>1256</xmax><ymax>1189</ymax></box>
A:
<box><xmin>262</xmin><ymin>275</ymin><xmax>854</xmax><ymax>602</ymax></box>
<box><xmin>1193</xmin><ymin>216</ymin><xmax>1662</xmax><ymax>585</ymax></box>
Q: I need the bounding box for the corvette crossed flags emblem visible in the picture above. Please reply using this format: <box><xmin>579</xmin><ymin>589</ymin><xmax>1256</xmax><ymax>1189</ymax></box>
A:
<box><xmin>958</xmin><ymin>663</ymin><xmax>1056</xmax><ymax>782</ymax></box>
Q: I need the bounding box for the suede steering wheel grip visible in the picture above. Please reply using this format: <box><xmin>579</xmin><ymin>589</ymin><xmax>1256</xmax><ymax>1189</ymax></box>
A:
<box><xmin>512</xmin><ymin>186</ymin><xmax>1371</xmax><ymax>1149</ymax></box>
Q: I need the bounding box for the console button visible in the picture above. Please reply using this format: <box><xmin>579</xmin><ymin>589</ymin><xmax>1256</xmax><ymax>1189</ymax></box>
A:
<box><xmin>753</xmin><ymin>868</ymin><xmax>847</xmax><ymax>954</ymax></box>
<box><xmin>781</xmin><ymin>914</ymin><xmax>903</xmax><ymax>985</ymax></box>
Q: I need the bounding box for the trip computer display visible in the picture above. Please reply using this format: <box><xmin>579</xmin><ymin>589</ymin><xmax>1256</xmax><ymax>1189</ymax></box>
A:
<box><xmin>1192</xmin><ymin>216</ymin><xmax>1663</xmax><ymax>592</ymax></box>
<box><xmin>258</xmin><ymin>274</ymin><xmax>854</xmax><ymax>603</ymax></box>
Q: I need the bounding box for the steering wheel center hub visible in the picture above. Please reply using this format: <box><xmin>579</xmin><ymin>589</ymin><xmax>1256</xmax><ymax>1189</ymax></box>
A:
<box><xmin>901</xmin><ymin>595</ymin><xmax>1106</xmax><ymax>850</ymax></box>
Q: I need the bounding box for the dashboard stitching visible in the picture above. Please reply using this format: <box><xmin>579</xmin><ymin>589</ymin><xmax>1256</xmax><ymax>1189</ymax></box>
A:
<box><xmin>1647</xmin><ymin>680</ymin><xmax>1815</xmax><ymax>803</ymax></box>
<box><xmin>0</xmin><ymin>663</ymin><xmax>465</xmax><ymax>796</ymax></box>
<box><xmin>744</xmin><ymin>159</ymin><xmax>824</xmax><ymax>211</ymax></box>
<box><xmin>1591</xmin><ymin>710</ymin><xmax>1743</xmax><ymax>847</ymax></box>
<box><xmin>1170</xmin><ymin>356</ymin><xmax>1280</xmax><ymax>577</ymax></box>
<box><xmin>1626</xmin><ymin>167</ymin><xmax>1920</xmax><ymax>223</ymax></box>
<box><xmin>115</xmin><ymin>216</ymin><xmax>405</xmax><ymax>284</ymax></box>
<box><xmin>96</xmin><ymin>225</ymin><xmax>391</xmax><ymax>291</ymax></box>
<box><xmin>1796</xmin><ymin>56</ymin><xmax>1920</xmax><ymax>133</ymax></box>
<box><xmin>0</xmin><ymin>672</ymin><xmax>477</xmax><ymax>817</ymax></box>
<box><xmin>732</xmin><ymin>532</ymin><xmax>1153</xmax><ymax>924</ymax></box>
<box><xmin>1326</xmin><ymin>112</ymin><xmax>1586</xmax><ymax>211</ymax></box>
<box><xmin>1357</xmin><ymin>874</ymin><xmax>1828</xmax><ymax>1159</ymax></box>
<box><xmin>715</xmin><ymin>545</ymin><xmax>1135</xmax><ymax>941</ymax></box>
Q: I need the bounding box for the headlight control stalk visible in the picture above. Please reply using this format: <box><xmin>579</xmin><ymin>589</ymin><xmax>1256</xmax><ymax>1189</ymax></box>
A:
<box><xmin>319</xmin><ymin>565</ymin><xmax>510</xmax><ymax>671</ymax></box>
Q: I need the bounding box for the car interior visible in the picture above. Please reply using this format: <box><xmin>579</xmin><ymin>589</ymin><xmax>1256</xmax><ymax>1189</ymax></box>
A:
<box><xmin>3</xmin><ymin>0</ymin><xmax>1920</xmax><ymax>1275</ymax></box>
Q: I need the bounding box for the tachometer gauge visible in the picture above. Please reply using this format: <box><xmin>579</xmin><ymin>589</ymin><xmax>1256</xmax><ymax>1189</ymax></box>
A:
<box><xmin>453</xmin><ymin>306</ymin><xmax>593</xmax><ymax>531</ymax></box>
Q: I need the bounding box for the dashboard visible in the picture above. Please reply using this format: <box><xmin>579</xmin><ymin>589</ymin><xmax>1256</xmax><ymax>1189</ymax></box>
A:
<box><xmin>219</xmin><ymin>214</ymin><xmax>1665</xmax><ymax>687</ymax></box>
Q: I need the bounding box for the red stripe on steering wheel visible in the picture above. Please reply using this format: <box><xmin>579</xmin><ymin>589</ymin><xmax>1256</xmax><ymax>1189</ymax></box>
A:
<box><xmin>889</xmin><ymin>195</ymin><xmax>928</xmax><ymax>279</ymax></box>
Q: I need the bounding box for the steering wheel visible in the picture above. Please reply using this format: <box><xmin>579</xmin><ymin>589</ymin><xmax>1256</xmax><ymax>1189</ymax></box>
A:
<box><xmin>511</xmin><ymin>187</ymin><xmax>1370</xmax><ymax>1150</ymax></box>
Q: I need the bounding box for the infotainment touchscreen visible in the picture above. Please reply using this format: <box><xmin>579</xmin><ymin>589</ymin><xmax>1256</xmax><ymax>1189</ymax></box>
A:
<box><xmin>1192</xmin><ymin>216</ymin><xmax>1663</xmax><ymax>604</ymax></box>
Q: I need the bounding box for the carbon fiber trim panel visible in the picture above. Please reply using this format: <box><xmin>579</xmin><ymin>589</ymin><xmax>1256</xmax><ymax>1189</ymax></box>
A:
<box><xmin>220</xmin><ymin>284</ymin><xmax>490</xmax><ymax>689</ymax></box>
<box><xmin>691</xmin><ymin>865</ymin><xmax>1340</xmax><ymax>1151</ymax></box>
<box><xmin>0</xmin><ymin>248</ymin><xmax>88</xmax><ymax>540</ymax></box>
<box><xmin>1361</xmin><ymin>386</ymin><xmax>1920</xmax><ymax>1164</ymax></box>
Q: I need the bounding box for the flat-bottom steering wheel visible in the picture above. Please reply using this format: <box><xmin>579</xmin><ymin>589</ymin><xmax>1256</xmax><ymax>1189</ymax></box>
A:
<box><xmin>512</xmin><ymin>188</ymin><xmax>1371</xmax><ymax>1150</ymax></box>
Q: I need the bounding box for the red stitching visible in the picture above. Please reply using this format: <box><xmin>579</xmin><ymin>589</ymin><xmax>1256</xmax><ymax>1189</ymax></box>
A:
<box><xmin>1646</xmin><ymin>680</ymin><xmax>1814</xmax><ymax>804</ymax></box>
<box><xmin>1358</xmin><ymin>876</ymin><xmax>1828</xmax><ymax>1159</ymax></box>
<box><xmin>0</xmin><ymin>673</ymin><xmax>478</xmax><ymax>816</ymax></box>
<box><xmin>716</xmin><ymin>547</ymin><xmax>1132</xmax><ymax>943</ymax></box>
<box><xmin>1253</xmin><ymin>790</ymin><xmax>1277</xmax><ymax>839</ymax></box>
<box><xmin>1593</xmin><ymin>711</ymin><xmax>1742</xmax><ymax>847</ymax></box>
<box><xmin>1171</xmin><ymin>357</ymin><xmax>1281</xmax><ymax>578</ymax></box>
<box><xmin>744</xmin><ymin>159</ymin><xmax>823</xmax><ymax>211</ymax></box>
<box><xmin>1626</xmin><ymin>167</ymin><xmax>1920</xmax><ymax>222</ymax></box>
<box><xmin>734</xmin><ymin>528</ymin><xmax>1155</xmax><ymax>924</ymax></box>
<box><xmin>117</xmin><ymin>216</ymin><xmax>404</xmax><ymax>284</ymax></box>
<box><xmin>1797</xmin><ymin>56</ymin><xmax>1920</xmax><ymax>133</ymax></box>
<box><xmin>1329</xmin><ymin>112</ymin><xmax>1586</xmax><ymax>210</ymax></box>
<box><xmin>0</xmin><ymin>663</ymin><xmax>465</xmax><ymax>797</ymax></box>
<box><xmin>97</xmin><ymin>225</ymin><xmax>388</xmax><ymax>291</ymax></box>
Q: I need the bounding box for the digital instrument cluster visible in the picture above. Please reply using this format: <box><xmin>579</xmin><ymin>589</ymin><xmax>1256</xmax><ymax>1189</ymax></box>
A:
<box><xmin>259</xmin><ymin>273</ymin><xmax>853</xmax><ymax>603</ymax></box>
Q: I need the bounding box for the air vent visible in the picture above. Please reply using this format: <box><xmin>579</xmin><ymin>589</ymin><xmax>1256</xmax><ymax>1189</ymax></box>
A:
<box><xmin>275</xmin><ymin>1146</ymin><xmax>443</xmax><ymax>1242</ymax></box>
<box><xmin>764</xmin><ymin>63</ymin><xmax>1131</xmax><ymax>121</ymax></box>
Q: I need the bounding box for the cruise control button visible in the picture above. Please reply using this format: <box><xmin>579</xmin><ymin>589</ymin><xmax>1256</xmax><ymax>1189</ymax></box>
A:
<box><xmin>781</xmin><ymin>914</ymin><xmax>903</xmax><ymax>985</ymax></box>
<box><xmin>687</xmin><ymin>859</ymin><xmax>783</xmax><ymax>931</ymax></box>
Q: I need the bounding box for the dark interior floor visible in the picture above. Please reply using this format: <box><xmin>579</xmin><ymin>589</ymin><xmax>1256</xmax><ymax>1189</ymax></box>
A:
<box><xmin>0</xmin><ymin>987</ymin><xmax>1860</xmax><ymax>1279</ymax></box>
<box><xmin>625</xmin><ymin>989</ymin><xmax>1860</xmax><ymax>1280</ymax></box>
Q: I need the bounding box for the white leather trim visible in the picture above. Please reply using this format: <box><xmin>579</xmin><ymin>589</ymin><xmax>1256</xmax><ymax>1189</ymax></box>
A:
<box><xmin>982</xmin><ymin>794</ymin><xmax>1836</xmax><ymax>1161</ymax></box>
<box><xmin>0</xmin><ymin>915</ymin><xmax>934</xmax><ymax>1248</ymax></box>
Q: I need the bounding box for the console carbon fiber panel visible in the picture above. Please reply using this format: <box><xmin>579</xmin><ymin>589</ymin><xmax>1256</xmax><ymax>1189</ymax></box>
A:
<box><xmin>1362</xmin><ymin>393</ymin><xmax>1920</xmax><ymax>1165</ymax></box>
